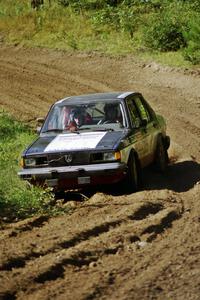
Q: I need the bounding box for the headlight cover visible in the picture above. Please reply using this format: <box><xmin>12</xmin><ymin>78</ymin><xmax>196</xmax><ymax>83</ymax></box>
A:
<box><xmin>24</xmin><ymin>158</ymin><xmax>36</xmax><ymax>167</ymax></box>
<box><xmin>103</xmin><ymin>151</ymin><xmax>121</xmax><ymax>161</ymax></box>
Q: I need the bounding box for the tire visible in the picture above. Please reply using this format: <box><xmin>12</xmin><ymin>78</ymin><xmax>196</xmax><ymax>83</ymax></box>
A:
<box><xmin>154</xmin><ymin>136</ymin><xmax>169</xmax><ymax>173</ymax></box>
<box><xmin>124</xmin><ymin>152</ymin><xmax>141</xmax><ymax>193</ymax></box>
<box><xmin>54</xmin><ymin>190</ymin><xmax>65</xmax><ymax>200</ymax></box>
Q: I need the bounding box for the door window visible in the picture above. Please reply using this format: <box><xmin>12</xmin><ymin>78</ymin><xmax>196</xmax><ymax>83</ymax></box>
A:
<box><xmin>126</xmin><ymin>99</ymin><xmax>141</xmax><ymax>128</ymax></box>
<box><xmin>134</xmin><ymin>96</ymin><xmax>151</xmax><ymax>123</ymax></box>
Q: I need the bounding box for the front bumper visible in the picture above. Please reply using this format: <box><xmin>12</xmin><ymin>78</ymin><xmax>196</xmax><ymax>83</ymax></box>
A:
<box><xmin>18</xmin><ymin>162</ymin><xmax>127</xmax><ymax>190</ymax></box>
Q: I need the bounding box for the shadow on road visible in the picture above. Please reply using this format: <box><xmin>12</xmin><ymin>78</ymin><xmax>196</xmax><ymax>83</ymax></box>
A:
<box><xmin>142</xmin><ymin>160</ymin><xmax>200</xmax><ymax>193</ymax></box>
<box><xmin>58</xmin><ymin>160</ymin><xmax>200</xmax><ymax>201</ymax></box>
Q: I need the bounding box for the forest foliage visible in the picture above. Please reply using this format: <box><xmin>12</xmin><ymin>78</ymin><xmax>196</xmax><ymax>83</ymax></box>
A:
<box><xmin>0</xmin><ymin>0</ymin><xmax>199</xmax><ymax>64</ymax></box>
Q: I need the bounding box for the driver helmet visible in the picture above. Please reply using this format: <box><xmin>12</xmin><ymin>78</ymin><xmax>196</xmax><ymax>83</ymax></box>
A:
<box><xmin>104</xmin><ymin>103</ymin><xmax>120</xmax><ymax>122</ymax></box>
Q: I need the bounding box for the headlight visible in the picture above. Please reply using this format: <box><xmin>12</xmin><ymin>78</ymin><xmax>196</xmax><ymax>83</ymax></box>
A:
<box><xmin>103</xmin><ymin>151</ymin><xmax>121</xmax><ymax>161</ymax></box>
<box><xmin>24</xmin><ymin>158</ymin><xmax>36</xmax><ymax>167</ymax></box>
<box><xmin>91</xmin><ymin>151</ymin><xmax>121</xmax><ymax>162</ymax></box>
<box><xmin>20</xmin><ymin>158</ymin><xmax>24</xmax><ymax>168</ymax></box>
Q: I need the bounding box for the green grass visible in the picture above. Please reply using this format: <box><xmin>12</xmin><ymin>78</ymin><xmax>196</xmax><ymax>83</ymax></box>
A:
<box><xmin>0</xmin><ymin>111</ymin><xmax>68</xmax><ymax>222</ymax></box>
<box><xmin>138</xmin><ymin>50</ymin><xmax>193</xmax><ymax>68</ymax></box>
<box><xmin>1</xmin><ymin>0</ymin><xmax>199</xmax><ymax>68</ymax></box>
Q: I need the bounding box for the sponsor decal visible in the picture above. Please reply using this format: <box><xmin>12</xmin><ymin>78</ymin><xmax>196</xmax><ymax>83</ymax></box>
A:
<box><xmin>44</xmin><ymin>132</ymin><xmax>106</xmax><ymax>152</ymax></box>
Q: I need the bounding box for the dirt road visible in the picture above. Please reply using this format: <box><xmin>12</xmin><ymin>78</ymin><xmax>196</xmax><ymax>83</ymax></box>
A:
<box><xmin>0</xmin><ymin>45</ymin><xmax>200</xmax><ymax>299</ymax></box>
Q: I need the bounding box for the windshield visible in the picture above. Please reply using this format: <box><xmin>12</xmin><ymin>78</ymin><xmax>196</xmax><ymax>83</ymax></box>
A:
<box><xmin>41</xmin><ymin>100</ymin><xmax>126</xmax><ymax>133</ymax></box>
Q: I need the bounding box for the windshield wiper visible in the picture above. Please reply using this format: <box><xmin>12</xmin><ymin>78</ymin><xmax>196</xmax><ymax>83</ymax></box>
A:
<box><xmin>43</xmin><ymin>128</ymin><xmax>82</xmax><ymax>134</ymax></box>
<box><xmin>94</xmin><ymin>127</ymin><xmax>114</xmax><ymax>132</ymax></box>
<box><xmin>42</xmin><ymin>129</ymin><xmax>64</xmax><ymax>133</ymax></box>
<box><xmin>77</xmin><ymin>127</ymin><xmax>114</xmax><ymax>132</ymax></box>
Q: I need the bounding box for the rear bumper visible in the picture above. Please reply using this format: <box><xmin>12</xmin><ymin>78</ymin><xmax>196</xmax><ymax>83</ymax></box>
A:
<box><xmin>18</xmin><ymin>162</ymin><xmax>127</xmax><ymax>190</ymax></box>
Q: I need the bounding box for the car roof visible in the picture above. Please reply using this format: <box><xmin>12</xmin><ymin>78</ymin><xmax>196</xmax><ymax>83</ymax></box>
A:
<box><xmin>55</xmin><ymin>91</ymin><xmax>139</xmax><ymax>105</ymax></box>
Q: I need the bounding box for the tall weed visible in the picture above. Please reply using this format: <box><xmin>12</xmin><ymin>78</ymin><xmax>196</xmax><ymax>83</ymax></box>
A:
<box><xmin>0</xmin><ymin>111</ymin><xmax>55</xmax><ymax>221</ymax></box>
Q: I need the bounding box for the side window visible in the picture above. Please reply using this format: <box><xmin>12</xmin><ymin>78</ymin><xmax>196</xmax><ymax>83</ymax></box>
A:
<box><xmin>47</xmin><ymin>106</ymin><xmax>62</xmax><ymax>129</ymax></box>
<box><xmin>134</xmin><ymin>96</ymin><xmax>151</xmax><ymax>123</ymax></box>
<box><xmin>126</xmin><ymin>99</ymin><xmax>141</xmax><ymax>128</ymax></box>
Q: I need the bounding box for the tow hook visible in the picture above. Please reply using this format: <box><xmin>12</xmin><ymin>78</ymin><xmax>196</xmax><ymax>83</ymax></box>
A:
<box><xmin>51</xmin><ymin>170</ymin><xmax>59</xmax><ymax>178</ymax></box>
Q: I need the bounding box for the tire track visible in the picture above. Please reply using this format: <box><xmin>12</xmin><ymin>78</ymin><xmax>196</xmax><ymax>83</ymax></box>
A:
<box><xmin>0</xmin><ymin>216</ymin><xmax>49</xmax><ymax>241</ymax></box>
<box><xmin>0</xmin><ymin>201</ymin><xmax>169</xmax><ymax>268</ymax></box>
<box><xmin>0</xmin><ymin>57</ymin><xmax>113</xmax><ymax>121</ymax></box>
<box><xmin>0</xmin><ymin>58</ymin><xmax>112</xmax><ymax>96</ymax></box>
<box><xmin>0</xmin><ymin>201</ymin><xmax>182</xmax><ymax>298</ymax></box>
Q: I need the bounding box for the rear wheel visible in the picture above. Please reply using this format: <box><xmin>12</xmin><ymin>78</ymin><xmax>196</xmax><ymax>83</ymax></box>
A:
<box><xmin>124</xmin><ymin>152</ymin><xmax>141</xmax><ymax>193</ymax></box>
<box><xmin>154</xmin><ymin>136</ymin><xmax>169</xmax><ymax>172</ymax></box>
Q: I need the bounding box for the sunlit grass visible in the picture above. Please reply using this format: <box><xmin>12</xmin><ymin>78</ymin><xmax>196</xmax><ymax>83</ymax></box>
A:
<box><xmin>0</xmin><ymin>111</ymin><xmax>67</xmax><ymax>221</ymax></box>
<box><xmin>0</xmin><ymin>0</ymin><xmax>199</xmax><ymax>68</ymax></box>
<box><xmin>138</xmin><ymin>50</ymin><xmax>194</xmax><ymax>68</ymax></box>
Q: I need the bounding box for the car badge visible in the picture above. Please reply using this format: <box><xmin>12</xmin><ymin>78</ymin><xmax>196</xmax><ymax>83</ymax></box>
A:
<box><xmin>64</xmin><ymin>154</ymin><xmax>73</xmax><ymax>163</ymax></box>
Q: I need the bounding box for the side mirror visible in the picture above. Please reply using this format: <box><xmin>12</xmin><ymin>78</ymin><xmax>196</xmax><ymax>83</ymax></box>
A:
<box><xmin>36</xmin><ymin>126</ymin><xmax>41</xmax><ymax>134</ymax></box>
<box><xmin>36</xmin><ymin>117</ymin><xmax>45</xmax><ymax>123</ymax></box>
<box><xmin>36</xmin><ymin>118</ymin><xmax>44</xmax><ymax>134</ymax></box>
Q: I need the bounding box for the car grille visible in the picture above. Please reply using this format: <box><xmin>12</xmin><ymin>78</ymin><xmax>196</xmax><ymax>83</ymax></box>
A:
<box><xmin>47</xmin><ymin>152</ymin><xmax>90</xmax><ymax>167</ymax></box>
<box><xmin>35</xmin><ymin>156</ymin><xmax>48</xmax><ymax>167</ymax></box>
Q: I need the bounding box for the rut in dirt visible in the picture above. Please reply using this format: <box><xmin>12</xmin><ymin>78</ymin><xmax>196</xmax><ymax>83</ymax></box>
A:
<box><xmin>0</xmin><ymin>192</ymin><xmax>183</xmax><ymax>299</ymax></box>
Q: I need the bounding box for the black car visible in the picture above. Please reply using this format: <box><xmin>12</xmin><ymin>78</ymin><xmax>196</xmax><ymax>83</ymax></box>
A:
<box><xmin>18</xmin><ymin>92</ymin><xmax>170</xmax><ymax>192</ymax></box>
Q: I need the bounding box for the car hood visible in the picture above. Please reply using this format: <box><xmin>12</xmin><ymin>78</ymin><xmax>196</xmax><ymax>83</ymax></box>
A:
<box><xmin>25</xmin><ymin>131</ymin><xmax>126</xmax><ymax>155</ymax></box>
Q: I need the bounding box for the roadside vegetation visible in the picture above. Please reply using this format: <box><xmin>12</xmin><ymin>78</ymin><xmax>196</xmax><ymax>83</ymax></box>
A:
<box><xmin>0</xmin><ymin>0</ymin><xmax>200</xmax><ymax>66</ymax></box>
<box><xmin>0</xmin><ymin>111</ymin><xmax>65</xmax><ymax>222</ymax></box>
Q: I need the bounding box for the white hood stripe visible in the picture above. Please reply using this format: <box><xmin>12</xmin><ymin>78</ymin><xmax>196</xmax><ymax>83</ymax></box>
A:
<box><xmin>44</xmin><ymin>132</ymin><xmax>106</xmax><ymax>152</ymax></box>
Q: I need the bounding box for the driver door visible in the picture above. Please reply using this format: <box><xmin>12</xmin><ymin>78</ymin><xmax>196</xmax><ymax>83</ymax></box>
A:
<box><xmin>126</xmin><ymin>96</ymin><xmax>153</xmax><ymax>167</ymax></box>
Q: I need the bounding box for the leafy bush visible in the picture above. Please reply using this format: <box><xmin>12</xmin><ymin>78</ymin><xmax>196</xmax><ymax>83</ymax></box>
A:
<box><xmin>91</xmin><ymin>6</ymin><xmax>119</xmax><ymax>30</ymax></box>
<box><xmin>58</xmin><ymin>0</ymin><xmax>77</xmax><ymax>7</ymax></box>
<box><xmin>183</xmin><ymin>18</ymin><xmax>200</xmax><ymax>64</ymax></box>
<box><xmin>143</xmin><ymin>10</ymin><xmax>186</xmax><ymax>51</ymax></box>
<box><xmin>58</xmin><ymin>0</ymin><xmax>124</xmax><ymax>9</ymax></box>
<box><xmin>91</xmin><ymin>4</ymin><xmax>138</xmax><ymax>38</ymax></box>
<box><xmin>58</xmin><ymin>0</ymin><xmax>105</xmax><ymax>10</ymax></box>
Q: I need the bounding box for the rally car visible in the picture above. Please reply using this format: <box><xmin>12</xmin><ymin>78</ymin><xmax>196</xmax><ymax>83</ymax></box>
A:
<box><xmin>18</xmin><ymin>92</ymin><xmax>170</xmax><ymax>192</ymax></box>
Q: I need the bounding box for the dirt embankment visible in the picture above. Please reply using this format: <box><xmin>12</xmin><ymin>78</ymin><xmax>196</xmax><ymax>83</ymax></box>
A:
<box><xmin>0</xmin><ymin>45</ymin><xmax>200</xmax><ymax>300</ymax></box>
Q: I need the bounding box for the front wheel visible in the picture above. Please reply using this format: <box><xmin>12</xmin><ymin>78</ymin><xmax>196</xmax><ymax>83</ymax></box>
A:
<box><xmin>154</xmin><ymin>137</ymin><xmax>169</xmax><ymax>173</ymax></box>
<box><xmin>124</xmin><ymin>153</ymin><xmax>141</xmax><ymax>193</ymax></box>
